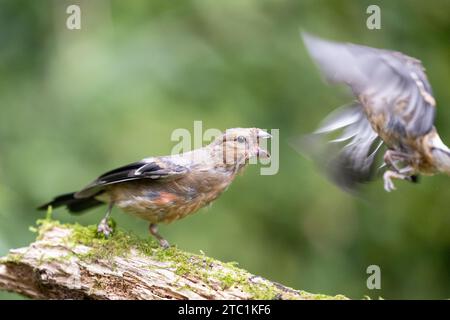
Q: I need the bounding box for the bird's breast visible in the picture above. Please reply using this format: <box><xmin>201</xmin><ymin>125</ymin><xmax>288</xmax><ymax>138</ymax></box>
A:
<box><xmin>361</xmin><ymin>102</ymin><xmax>437</xmax><ymax>174</ymax></box>
<box><xmin>103</xmin><ymin>171</ymin><xmax>234</xmax><ymax>223</ymax></box>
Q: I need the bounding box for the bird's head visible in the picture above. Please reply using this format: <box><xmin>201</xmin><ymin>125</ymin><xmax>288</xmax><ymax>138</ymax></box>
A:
<box><xmin>208</xmin><ymin>128</ymin><xmax>271</xmax><ymax>171</ymax></box>
<box><xmin>427</xmin><ymin>131</ymin><xmax>450</xmax><ymax>175</ymax></box>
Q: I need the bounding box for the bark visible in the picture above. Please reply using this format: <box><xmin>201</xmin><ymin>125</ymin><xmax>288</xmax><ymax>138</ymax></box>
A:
<box><xmin>0</xmin><ymin>220</ymin><xmax>347</xmax><ymax>300</ymax></box>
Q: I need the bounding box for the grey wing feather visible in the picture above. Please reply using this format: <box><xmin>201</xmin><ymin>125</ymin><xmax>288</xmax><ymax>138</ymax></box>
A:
<box><xmin>302</xmin><ymin>32</ymin><xmax>436</xmax><ymax>137</ymax></box>
<box><xmin>75</xmin><ymin>159</ymin><xmax>188</xmax><ymax>198</ymax></box>
<box><xmin>293</xmin><ymin>103</ymin><xmax>383</xmax><ymax>191</ymax></box>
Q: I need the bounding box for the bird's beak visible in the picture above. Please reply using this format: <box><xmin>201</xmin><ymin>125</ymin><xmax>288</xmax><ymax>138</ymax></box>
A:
<box><xmin>256</xmin><ymin>129</ymin><xmax>271</xmax><ymax>158</ymax></box>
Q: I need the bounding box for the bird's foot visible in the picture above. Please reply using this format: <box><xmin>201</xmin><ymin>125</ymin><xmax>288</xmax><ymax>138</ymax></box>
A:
<box><xmin>149</xmin><ymin>223</ymin><xmax>170</xmax><ymax>249</ymax></box>
<box><xmin>383</xmin><ymin>170</ymin><xmax>412</xmax><ymax>192</ymax></box>
<box><xmin>383</xmin><ymin>172</ymin><xmax>397</xmax><ymax>192</ymax></box>
<box><xmin>97</xmin><ymin>218</ymin><xmax>115</xmax><ymax>238</ymax></box>
<box><xmin>158</xmin><ymin>238</ymin><xmax>170</xmax><ymax>249</ymax></box>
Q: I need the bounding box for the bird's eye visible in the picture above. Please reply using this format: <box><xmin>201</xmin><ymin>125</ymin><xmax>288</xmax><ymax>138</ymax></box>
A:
<box><xmin>236</xmin><ymin>136</ymin><xmax>246</xmax><ymax>143</ymax></box>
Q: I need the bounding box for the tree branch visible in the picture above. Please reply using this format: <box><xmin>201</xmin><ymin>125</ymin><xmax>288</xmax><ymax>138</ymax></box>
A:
<box><xmin>0</xmin><ymin>219</ymin><xmax>347</xmax><ymax>300</ymax></box>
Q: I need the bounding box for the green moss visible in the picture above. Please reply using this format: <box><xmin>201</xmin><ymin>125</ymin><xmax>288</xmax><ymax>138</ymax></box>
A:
<box><xmin>218</xmin><ymin>273</ymin><xmax>236</xmax><ymax>290</ymax></box>
<box><xmin>35</xmin><ymin>218</ymin><xmax>61</xmax><ymax>240</ymax></box>
<box><xmin>1</xmin><ymin>252</ymin><xmax>24</xmax><ymax>264</ymax></box>
<box><xmin>28</xmin><ymin>226</ymin><xmax>38</xmax><ymax>233</ymax></box>
<box><xmin>69</xmin><ymin>222</ymin><xmax>159</xmax><ymax>262</ymax></box>
<box><xmin>243</xmin><ymin>283</ymin><xmax>279</xmax><ymax>300</ymax></box>
<box><xmin>45</xmin><ymin>205</ymin><xmax>53</xmax><ymax>221</ymax></box>
<box><xmin>33</xmin><ymin>218</ymin><xmax>158</xmax><ymax>264</ymax></box>
<box><xmin>27</xmin><ymin>219</ymin><xmax>347</xmax><ymax>300</ymax></box>
<box><xmin>225</xmin><ymin>261</ymin><xmax>240</xmax><ymax>268</ymax></box>
<box><xmin>298</xmin><ymin>291</ymin><xmax>348</xmax><ymax>300</ymax></box>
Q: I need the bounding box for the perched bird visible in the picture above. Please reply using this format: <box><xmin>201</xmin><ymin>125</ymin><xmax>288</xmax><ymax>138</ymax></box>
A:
<box><xmin>297</xmin><ymin>33</ymin><xmax>450</xmax><ymax>192</ymax></box>
<box><xmin>38</xmin><ymin>128</ymin><xmax>271</xmax><ymax>247</ymax></box>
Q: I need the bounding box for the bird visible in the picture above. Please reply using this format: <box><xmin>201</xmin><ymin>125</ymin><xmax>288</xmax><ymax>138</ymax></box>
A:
<box><xmin>38</xmin><ymin>128</ymin><xmax>271</xmax><ymax>248</ymax></box>
<box><xmin>297</xmin><ymin>33</ymin><xmax>450</xmax><ymax>192</ymax></box>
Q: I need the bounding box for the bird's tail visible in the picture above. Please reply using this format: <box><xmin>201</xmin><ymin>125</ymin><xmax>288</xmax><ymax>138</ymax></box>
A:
<box><xmin>37</xmin><ymin>192</ymin><xmax>103</xmax><ymax>214</ymax></box>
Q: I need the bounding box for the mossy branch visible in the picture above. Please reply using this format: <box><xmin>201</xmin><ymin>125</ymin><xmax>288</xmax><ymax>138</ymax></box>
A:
<box><xmin>0</xmin><ymin>219</ymin><xmax>347</xmax><ymax>300</ymax></box>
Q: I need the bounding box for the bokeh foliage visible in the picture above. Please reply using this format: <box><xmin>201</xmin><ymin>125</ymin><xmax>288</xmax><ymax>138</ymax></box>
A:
<box><xmin>0</xmin><ymin>0</ymin><xmax>449</xmax><ymax>299</ymax></box>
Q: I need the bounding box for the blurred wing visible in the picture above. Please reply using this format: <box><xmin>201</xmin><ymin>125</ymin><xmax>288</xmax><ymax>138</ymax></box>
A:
<box><xmin>75</xmin><ymin>159</ymin><xmax>188</xmax><ymax>198</ymax></box>
<box><xmin>293</xmin><ymin>103</ymin><xmax>383</xmax><ymax>192</ymax></box>
<box><xmin>302</xmin><ymin>33</ymin><xmax>436</xmax><ymax>138</ymax></box>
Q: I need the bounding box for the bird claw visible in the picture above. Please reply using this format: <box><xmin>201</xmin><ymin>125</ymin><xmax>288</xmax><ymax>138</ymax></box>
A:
<box><xmin>97</xmin><ymin>218</ymin><xmax>114</xmax><ymax>238</ymax></box>
<box><xmin>383</xmin><ymin>173</ymin><xmax>397</xmax><ymax>192</ymax></box>
<box><xmin>159</xmin><ymin>239</ymin><xmax>170</xmax><ymax>249</ymax></box>
<box><xmin>383</xmin><ymin>169</ymin><xmax>415</xmax><ymax>192</ymax></box>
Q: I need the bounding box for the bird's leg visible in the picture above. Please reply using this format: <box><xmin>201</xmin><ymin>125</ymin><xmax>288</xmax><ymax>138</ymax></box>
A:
<box><xmin>149</xmin><ymin>223</ymin><xmax>170</xmax><ymax>249</ymax></box>
<box><xmin>383</xmin><ymin>166</ymin><xmax>415</xmax><ymax>192</ymax></box>
<box><xmin>97</xmin><ymin>202</ymin><xmax>114</xmax><ymax>237</ymax></box>
<box><xmin>384</xmin><ymin>150</ymin><xmax>410</xmax><ymax>172</ymax></box>
<box><xmin>383</xmin><ymin>150</ymin><xmax>419</xmax><ymax>191</ymax></box>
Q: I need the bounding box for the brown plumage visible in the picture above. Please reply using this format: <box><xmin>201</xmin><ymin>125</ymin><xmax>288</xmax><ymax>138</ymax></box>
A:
<box><xmin>38</xmin><ymin>128</ymin><xmax>271</xmax><ymax>247</ymax></box>
<box><xmin>298</xmin><ymin>33</ymin><xmax>450</xmax><ymax>192</ymax></box>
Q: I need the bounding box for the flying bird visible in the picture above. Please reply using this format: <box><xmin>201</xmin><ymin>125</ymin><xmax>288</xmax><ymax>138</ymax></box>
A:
<box><xmin>38</xmin><ymin>128</ymin><xmax>271</xmax><ymax>247</ymax></box>
<box><xmin>298</xmin><ymin>33</ymin><xmax>450</xmax><ymax>192</ymax></box>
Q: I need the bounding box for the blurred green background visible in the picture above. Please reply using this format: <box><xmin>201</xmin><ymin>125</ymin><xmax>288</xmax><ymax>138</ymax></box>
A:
<box><xmin>0</xmin><ymin>0</ymin><xmax>449</xmax><ymax>299</ymax></box>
